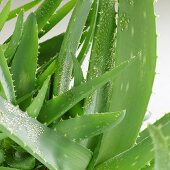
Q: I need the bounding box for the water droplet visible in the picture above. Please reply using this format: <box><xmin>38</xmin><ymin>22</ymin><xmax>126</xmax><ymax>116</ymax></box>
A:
<box><xmin>119</xmin><ymin>13</ymin><xmax>130</xmax><ymax>31</ymax></box>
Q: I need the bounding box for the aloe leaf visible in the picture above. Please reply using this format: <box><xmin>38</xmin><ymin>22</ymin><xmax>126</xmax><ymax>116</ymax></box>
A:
<box><xmin>0</xmin><ymin>97</ymin><xmax>92</xmax><ymax>170</ymax></box>
<box><xmin>0</xmin><ymin>47</ymin><xmax>15</xmax><ymax>104</ymax></box>
<box><xmin>149</xmin><ymin>125</ymin><xmax>170</xmax><ymax>170</ymax></box>
<box><xmin>35</xmin><ymin>0</ymin><xmax>62</xmax><ymax>32</ymax></box>
<box><xmin>137</xmin><ymin>113</ymin><xmax>170</xmax><ymax>143</ymax></box>
<box><xmin>0</xmin><ymin>0</ymin><xmax>11</xmax><ymax>31</ymax></box>
<box><xmin>0</xmin><ymin>167</ymin><xmax>19</xmax><ymax>170</ymax></box>
<box><xmin>72</xmin><ymin>55</ymin><xmax>84</xmax><ymax>86</ymax></box>
<box><xmin>98</xmin><ymin>0</ymin><xmax>157</xmax><ymax>162</ymax></box>
<box><xmin>38</xmin><ymin>58</ymin><xmax>135</xmax><ymax>124</ymax></box>
<box><xmin>53</xmin><ymin>0</ymin><xmax>93</xmax><ymax>95</ymax></box>
<box><xmin>54</xmin><ymin>111</ymin><xmax>125</xmax><ymax>140</ymax></box>
<box><xmin>0</xmin><ymin>133</ymin><xmax>7</xmax><ymax>140</ymax></box>
<box><xmin>7</xmin><ymin>0</ymin><xmax>42</xmax><ymax>21</ymax></box>
<box><xmin>77</xmin><ymin>0</ymin><xmax>99</xmax><ymax>64</ymax></box>
<box><xmin>27</xmin><ymin>77</ymin><xmax>50</xmax><ymax>118</ymax></box>
<box><xmin>39</xmin><ymin>0</ymin><xmax>77</xmax><ymax>37</ymax></box>
<box><xmin>94</xmin><ymin>113</ymin><xmax>170</xmax><ymax>170</ymax></box>
<box><xmin>11</xmin><ymin>13</ymin><xmax>38</xmax><ymax>109</ymax></box>
<box><xmin>38</xmin><ymin>33</ymin><xmax>64</xmax><ymax>66</ymax></box>
<box><xmin>5</xmin><ymin>11</ymin><xmax>24</xmax><ymax>64</ymax></box>
<box><xmin>6</xmin><ymin>151</ymin><xmax>35</xmax><ymax>170</ymax></box>
<box><xmin>37</xmin><ymin>59</ymin><xmax>57</xmax><ymax>87</ymax></box>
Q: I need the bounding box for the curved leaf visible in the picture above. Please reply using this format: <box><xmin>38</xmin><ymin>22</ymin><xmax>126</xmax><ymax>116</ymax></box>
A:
<box><xmin>7</xmin><ymin>0</ymin><xmax>42</xmax><ymax>21</ymax></box>
<box><xmin>0</xmin><ymin>97</ymin><xmax>92</xmax><ymax>170</ymax></box>
<box><xmin>5</xmin><ymin>11</ymin><xmax>24</xmax><ymax>64</ymax></box>
<box><xmin>149</xmin><ymin>125</ymin><xmax>170</xmax><ymax>170</ymax></box>
<box><xmin>0</xmin><ymin>0</ymin><xmax>11</xmax><ymax>31</ymax></box>
<box><xmin>54</xmin><ymin>111</ymin><xmax>125</xmax><ymax>140</ymax></box>
<box><xmin>0</xmin><ymin>47</ymin><xmax>15</xmax><ymax>103</ymax></box>
<box><xmin>27</xmin><ymin>77</ymin><xmax>50</xmax><ymax>118</ymax></box>
<box><xmin>38</xmin><ymin>58</ymin><xmax>135</xmax><ymax>124</ymax></box>
<box><xmin>39</xmin><ymin>0</ymin><xmax>77</xmax><ymax>37</ymax></box>
<box><xmin>35</xmin><ymin>0</ymin><xmax>62</xmax><ymax>31</ymax></box>
<box><xmin>11</xmin><ymin>13</ymin><xmax>38</xmax><ymax>109</ymax></box>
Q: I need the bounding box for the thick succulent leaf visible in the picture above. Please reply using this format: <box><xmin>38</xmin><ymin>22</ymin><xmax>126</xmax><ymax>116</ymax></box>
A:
<box><xmin>0</xmin><ymin>47</ymin><xmax>15</xmax><ymax>103</ymax></box>
<box><xmin>98</xmin><ymin>0</ymin><xmax>157</xmax><ymax>162</ymax></box>
<box><xmin>39</xmin><ymin>0</ymin><xmax>77</xmax><ymax>37</ymax></box>
<box><xmin>38</xmin><ymin>58</ymin><xmax>135</xmax><ymax>124</ymax></box>
<box><xmin>27</xmin><ymin>77</ymin><xmax>50</xmax><ymax>118</ymax></box>
<box><xmin>54</xmin><ymin>111</ymin><xmax>125</xmax><ymax>140</ymax></box>
<box><xmin>53</xmin><ymin>0</ymin><xmax>93</xmax><ymax>95</ymax></box>
<box><xmin>0</xmin><ymin>0</ymin><xmax>11</xmax><ymax>31</ymax></box>
<box><xmin>137</xmin><ymin>113</ymin><xmax>170</xmax><ymax>143</ymax></box>
<box><xmin>94</xmin><ymin>113</ymin><xmax>170</xmax><ymax>170</ymax></box>
<box><xmin>0</xmin><ymin>168</ymin><xmax>19</xmax><ymax>170</ymax></box>
<box><xmin>7</xmin><ymin>0</ymin><xmax>42</xmax><ymax>21</ymax></box>
<box><xmin>11</xmin><ymin>13</ymin><xmax>38</xmax><ymax>109</ymax></box>
<box><xmin>149</xmin><ymin>125</ymin><xmax>170</xmax><ymax>170</ymax></box>
<box><xmin>0</xmin><ymin>97</ymin><xmax>92</xmax><ymax>170</ymax></box>
<box><xmin>5</xmin><ymin>11</ymin><xmax>24</xmax><ymax>63</ymax></box>
<box><xmin>0</xmin><ymin>133</ymin><xmax>7</xmax><ymax>140</ymax></box>
<box><xmin>72</xmin><ymin>55</ymin><xmax>84</xmax><ymax>86</ymax></box>
<box><xmin>38</xmin><ymin>33</ymin><xmax>64</xmax><ymax>66</ymax></box>
<box><xmin>37</xmin><ymin>59</ymin><xmax>57</xmax><ymax>86</ymax></box>
<box><xmin>6</xmin><ymin>152</ymin><xmax>35</xmax><ymax>170</ymax></box>
<box><xmin>35</xmin><ymin>0</ymin><xmax>62</xmax><ymax>31</ymax></box>
<box><xmin>77</xmin><ymin>0</ymin><xmax>99</xmax><ymax>64</ymax></box>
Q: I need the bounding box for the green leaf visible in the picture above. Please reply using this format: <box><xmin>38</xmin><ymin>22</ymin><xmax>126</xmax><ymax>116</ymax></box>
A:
<box><xmin>39</xmin><ymin>0</ymin><xmax>77</xmax><ymax>37</ymax></box>
<box><xmin>98</xmin><ymin>0</ymin><xmax>157</xmax><ymax>162</ymax></box>
<box><xmin>35</xmin><ymin>0</ymin><xmax>62</xmax><ymax>31</ymax></box>
<box><xmin>0</xmin><ymin>0</ymin><xmax>11</xmax><ymax>31</ymax></box>
<box><xmin>137</xmin><ymin>113</ymin><xmax>170</xmax><ymax>143</ymax></box>
<box><xmin>11</xmin><ymin>13</ymin><xmax>38</xmax><ymax>109</ymax></box>
<box><xmin>6</xmin><ymin>151</ymin><xmax>35</xmax><ymax>170</ymax></box>
<box><xmin>94</xmin><ymin>113</ymin><xmax>170</xmax><ymax>170</ymax></box>
<box><xmin>149</xmin><ymin>125</ymin><xmax>170</xmax><ymax>170</ymax></box>
<box><xmin>5</xmin><ymin>11</ymin><xmax>24</xmax><ymax>64</ymax></box>
<box><xmin>0</xmin><ymin>97</ymin><xmax>92</xmax><ymax>170</ymax></box>
<box><xmin>27</xmin><ymin>77</ymin><xmax>50</xmax><ymax>118</ymax></box>
<box><xmin>7</xmin><ymin>0</ymin><xmax>42</xmax><ymax>21</ymax></box>
<box><xmin>71</xmin><ymin>55</ymin><xmax>84</xmax><ymax>86</ymax></box>
<box><xmin>38</xmin><ymin>58</ymin><xmax>135</xmax><ymax>124</ymax></box>
<box><xmin>0</xmin><ymin>167</ymin><xmax>20</xmax><ymax>170</ymax></box>
<box><xmin>0</xmin><ymin>133</ymin><xmax>7</xmax><ymax>140</ymax></box>
<box><xmin>53</xmin><ymin>111</ymin><xmax>125</xmax><ymax>140</ymax></box>
<box><xmin>0</xmin><ymin>47</ymin><xmax>15</xmax><ymax>104</ymax></box>
<box><xmin>38</xmin><ymin>33</ymin><xmax>64</xmax><ymax>66</ymax></box>
<box><xmin>77</xmin><ymin>0</ymin><xmax>99</xmax><ymax>64</ymax></box>
<box><xmin>37</xmin><ymin>59</ymin><xmax>57</xmax><ymax>87</ymax></box>
<box><xmin>53</xmin><ymin>0</ymin><xmax>93</xmax><ymax>95</ymax></box>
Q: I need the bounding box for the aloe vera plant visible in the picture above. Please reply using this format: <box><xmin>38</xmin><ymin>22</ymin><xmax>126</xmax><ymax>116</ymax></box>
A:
<box><xmin>0</xmin><ymin>0</ymin><xmax>168</xmax><ymax>169</ymax></box>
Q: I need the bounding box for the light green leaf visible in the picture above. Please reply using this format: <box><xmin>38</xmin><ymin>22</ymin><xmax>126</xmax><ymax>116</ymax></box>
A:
<box><xmin>35</xmin><ymin>0</ymin><xmax>62</xmax><ymax>31</ymax></box>
<box><xmin>53</xmin><ymin>0</ymin><xmax>93</xmax><ymax>95</ymax></box>
<box><xmin>5</xmin><ymin>11</ymin><xmax>24</xmax><ymax>63</ymax></box>
<box><xmin>38</xmin><ymin>58</ymin><xmax>135</xmax><ymax>124</ymax></box>
<box><xmin>149</xmin><ymin>125</ymin><xmax>170</xmax><ymax>170</ymax></box>
<box><xmin>0</xmin><ymin>0</ymin><xmax>11</xmax><ymax>31</ymax></box>
<box><xmin>98</xmin><ymin>0</ymin><xmax>157</xmax><ymax>162</ymax></box>
<box><xmin>0</xmin><ymin>96</ymin><xmax>92</xmax><ymax>170</ymax></box>
<box><xmin>39</xmin><ymin>0</ymin><xmax>77</xmax><ymax>37</ymax></box>
<box><xmin>7</xmin><ymin>0</ymin><xmax>42</xmax><ymax>21</ymax></box>
<box><xmin>72</xmin><ymin>55</ymin><xmax>84</xmax><ymax>86</ymax></box>
<box><xmin>0</xmin><ymin>47</ymin><xmax>15</xmax><ymax>103</ymax></box>
<box><xmin>54</xmin><ymin>111</ymin><xmax>125</xmax><ymax>140</ymax></box>
<box><xmin>11</xmin><ymin>13</ymin><xmax>38</xmax><ymax>109</ymax></box>
<box><xmin>27</xmin><ymin>77</ymin><xmax>50</xmax><ymax>118</ymax></box>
